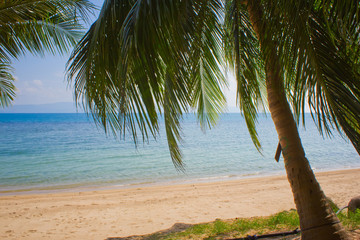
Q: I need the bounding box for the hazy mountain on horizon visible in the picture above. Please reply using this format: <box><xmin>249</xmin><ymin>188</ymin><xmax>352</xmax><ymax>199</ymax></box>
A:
<box><xmin>0</xmin><ymin>102</ymin><xmax>241</xmax><ymax>114</ymax></box>
<box><xmin>0</xmin><ymin>102</ymin><xmax>84</xmax><ymax>113</ymax></box>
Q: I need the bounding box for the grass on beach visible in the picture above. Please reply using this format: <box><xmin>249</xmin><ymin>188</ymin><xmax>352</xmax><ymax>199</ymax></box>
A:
<box><xmin>109</xmin><ymin>202</ymin><xmax>360</xmax><ymax>240</ymax></box>
<box><xmin>167</xmin><ymin>209</ymin><xmax>360</xmax><ymax>240</ymax></box>
<box><xmin>165</xmin><ymin>210</ymin><xmax>300</xmax><ymax>240</ymax></box>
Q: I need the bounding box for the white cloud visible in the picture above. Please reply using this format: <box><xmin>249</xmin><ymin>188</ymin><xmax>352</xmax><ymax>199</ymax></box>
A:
<box><xmin>13</xmin><ymin>78</ymin><xmax>73</xmax><ymax>105</ymax></box>
<box><xmin>33</xmin><ymin>79</ymin><xmax>43</xmax><ymax>87</ymax></box>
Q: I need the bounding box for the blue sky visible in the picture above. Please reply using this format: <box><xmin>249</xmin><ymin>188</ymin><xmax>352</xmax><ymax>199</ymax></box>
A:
<box><xmin>3</xmin><ymin>0</ymin><xmax>238</xmax><ymax>113</ymax></box>
<box><xmin>11</xmin><ymin>54</ymin><xmax>72</xmax><ymax>105</ymax></box>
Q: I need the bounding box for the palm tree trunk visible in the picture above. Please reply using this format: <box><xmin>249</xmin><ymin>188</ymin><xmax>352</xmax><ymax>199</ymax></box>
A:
<box><xmin>246</xmin><ymin>2</ymin><xmax>350</xmax><ymax>239</ymax></box>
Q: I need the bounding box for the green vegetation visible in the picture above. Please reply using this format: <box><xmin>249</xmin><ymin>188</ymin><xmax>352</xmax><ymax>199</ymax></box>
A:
<box><xmin>165</xmin><ymin>211</ymin><xmax>300</xmax><ymax>240</ymax></box>
<box><xmin>125</xmin><ymin>208</ymin><xmax>360</xmax><ymax>240</ymax></box>
<box><xmin>337</xmin><ymin>211</ymin><xmax>360</xmax><ymax>231</ymax></box>
<box><xmin>327</xmin><ymin>198</ymin><xmax>360</xmax><ymax>229</ymax></box>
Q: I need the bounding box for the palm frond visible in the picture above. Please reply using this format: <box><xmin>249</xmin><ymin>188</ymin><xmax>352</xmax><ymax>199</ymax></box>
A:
<box><xmin>188</xmin><ymin>0</ymin><xmax>226</xmax><ymax>129</ymax></box>
<box><xmin>67</xmin><ymin>0</ymin><xmax>197</xmax><ymax>168</ymax></box>
<box><xmin>268</xmin><ymin>0</ymin><xmax>360</xmax><ymax>154</ymax></box>
<box><xmin>0</xmin><ymin>0</ymin><xmax>95</xmax><ymax>60</ymax></box>
<box><xmin>306</xmin><ymin>12</ymin><xmax>360</xmax><ymax>154</ymax></box>
<box><xmin>0</xmin><ymin>61</ymin><xmax>16</xmax><ymax>107</ymax></box>
<box><xmin>0</xmin><ymin>0</ymin><xmax>95</xmax><ymax>24</ymax></box>
<box><xmin>224</xmin><ymin>0</ymin><xmax>265</xmax><ymax>151</ymax></box>
<box><xmin>68</xmin><ymin>0</ymin><xmax>140</xmax><ymax>138</ymax></box>
<box><xmin>323</xmin><ymin>1</ymin><xmax>360</xmax><ymax>72</ymax></box>
<box><xmin>163</xmin><ymin>69</ymin><xmax>189</xmax><ymax>170</ymax></box>
<box><xmin>1</xmin><ymin>16</ymin><xmax>83</xmax><ymax>58</ymax></box>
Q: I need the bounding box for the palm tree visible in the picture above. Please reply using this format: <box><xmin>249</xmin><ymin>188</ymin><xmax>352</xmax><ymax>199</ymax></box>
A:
<box><xmin>66</xmin><ymin>1</ymin><xmax>360</xmax><ymax>239</ymax></box>
<box><xmin>242</xmin><ymin>1</ymin><xmax>359</xmax><ymax>239</ymax></box>
<box><xmin>0</xmin><ymin>0</ymin><xmax>95</xmax><ymax>107</ymax></box>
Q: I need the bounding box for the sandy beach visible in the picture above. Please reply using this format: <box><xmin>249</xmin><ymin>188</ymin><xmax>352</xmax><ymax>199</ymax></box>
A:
<box><xmin>1</xmin><ymin>168</ymin><xmax>359</xmax><ymax>240</ymax></box>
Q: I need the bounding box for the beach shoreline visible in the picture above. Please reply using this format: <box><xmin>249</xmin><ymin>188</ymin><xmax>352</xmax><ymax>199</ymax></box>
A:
<box><xmin>1</xmin><ymin>168</ymin><xmax>359</xmax><ymax>240</ymax></box>
<box><xmin>0</xmin><ymin>170</ymin><xmax>287</xmax><ymax>197</ymax></box>
<box><xmin>1</xmin><ymin>166</ymin><xmax>357</xmax><ymax>197</ymax></box>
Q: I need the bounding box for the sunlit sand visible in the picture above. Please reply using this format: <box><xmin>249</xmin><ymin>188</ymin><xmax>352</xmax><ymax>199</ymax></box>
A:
<box><xmin>1</xmin><ymin>168</ymin><xmax>359</xmax><ymax>240</ymax></box>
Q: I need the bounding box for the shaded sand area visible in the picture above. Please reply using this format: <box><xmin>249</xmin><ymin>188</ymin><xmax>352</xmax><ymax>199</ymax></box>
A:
<box><xmin>1</xmin><ymin>169</ymin><xmax>359</xmax><ymax>240</ymax></box>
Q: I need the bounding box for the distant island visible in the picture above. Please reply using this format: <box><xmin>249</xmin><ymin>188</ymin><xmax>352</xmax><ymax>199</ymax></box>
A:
<box><xmin>0</xmin><ymin>102</ymin><xmax>83</xmax><ymax>113</ymax></box>
<box><xmin>0</xmin><ymin>102</ymin><xmax>240</xmax><ymax>114</ymax></box>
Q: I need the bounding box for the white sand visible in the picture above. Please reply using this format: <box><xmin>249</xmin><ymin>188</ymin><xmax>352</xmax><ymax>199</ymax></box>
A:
<box><xmin>1</xmin><ymin>168</ymin><xmax>359</xmax><ymax>240</ymax></box>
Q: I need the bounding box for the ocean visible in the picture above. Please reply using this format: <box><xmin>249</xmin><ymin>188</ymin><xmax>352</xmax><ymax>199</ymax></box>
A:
<box><xmin>0</xmin><ymin>113</ymin><xmax>359</xmax><ymax>194</ymax></box>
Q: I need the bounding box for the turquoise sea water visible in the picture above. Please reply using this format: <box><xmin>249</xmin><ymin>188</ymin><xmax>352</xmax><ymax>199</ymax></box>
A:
<box><xmin>0</xmin><ymin>113</ymin><xmax>359</xmax><ymax>194</ymax></box>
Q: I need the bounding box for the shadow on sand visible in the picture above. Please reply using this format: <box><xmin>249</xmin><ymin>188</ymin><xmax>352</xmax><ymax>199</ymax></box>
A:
<box><xmin>105</xmin><ymin>222</ymin><xmax>304</xmax><ymax>240</ymax></box>
<box><xmin>106</xmin><ymin>223</ymin><xmax>193</xmax><ymax>240</ymax></box>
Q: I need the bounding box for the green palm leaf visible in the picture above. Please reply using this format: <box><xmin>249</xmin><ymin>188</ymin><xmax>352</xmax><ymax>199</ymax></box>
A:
<box><xmin>0</xmin><ymin>0</ymin><xmax>94</xmax><ymax>59</ymax></box>
<box><xmin>262</xmin><ymin>0</ymin><xmax>360</xmax><ymax>154</ymax></box>
<box><xmin>68</xmin><ymin>0</ymin><xmax>159</xmax><ymax>141</ymax></box>
<box><xmin>224</xmin><ymin>0</ymin><xmax>265</xmax><ymax>151</ymax></box>
<box><xmin>67</xmin><ymin>0</ymin><xmax>228</xmax><ymax>168</ymax></box>
<box><xmin>301</xmin><ymin>12</ymin><xmax>360</xmax><ymax>154</ymax></box>
<box><xmin>0</xmin><ymin>0</ymin><xmax>93</xmax><ymax>24</ymax></box>
<box><xmin>189</xmin><ymin>0</ymin><xmax>226</xmax><ymax>129</ymax></box>
<box><xmin>0</xmin><ymin>0</ymin><xmax>94</xmax><ymax>107</ymax></box>
<box><xmin>0</xmin><ymin>61</ymin><xmax>15</xmax><ymax>107</ymax></box>
<box><xmin>1</xmin><ymin>16</ymin><xmax>84</xmax><ymax>58</ymax></box>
